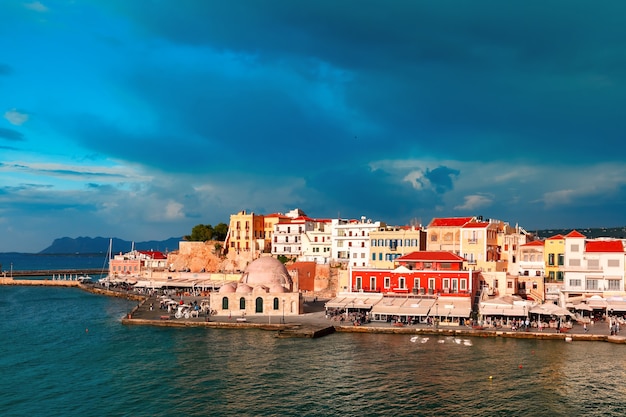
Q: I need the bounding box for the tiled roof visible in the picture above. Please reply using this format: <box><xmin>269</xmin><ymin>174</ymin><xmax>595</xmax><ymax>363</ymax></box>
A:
<box><xmin>138</xmin><ymin>250</ymin><xmax>167</xmax><ymax>259</ymax></box>
<box><xmin>462</xmin><ymin>222</ymin><xmax>490</xmax><ymax>229</ymax></box>
<box><xmin>428</xmin><ymin>217</ymin><xmax>474</xmax><ymax>227</ymax></box>
<box><xmin>566</xmin><ymin>230</ymin><xmax>586</xmax><ymax>238</ymax></box>
<box><xmin>397</xmin><ymin>251</ymin><xmax>465</xmax><ymax>262</ymax></box>
<box><xmin>521</xmin><ymin>240</ymin><xmax>544</xmax><ymax>247</ymax></box>
<box><xmin>546</xmin><ymin>234</ymin><xmax>565</xmax><ymax>240</ymax></box>
<box><xmin>585</xmin><ymin>240</ymin><xmax>625</xmax><ymax>253</ymax></box>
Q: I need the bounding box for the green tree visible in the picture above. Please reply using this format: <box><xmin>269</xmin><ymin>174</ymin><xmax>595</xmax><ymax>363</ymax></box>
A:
<box><xmin>213</xmin><ymin>223</ymin><xmax>228</xmax><ymax>241</ymax></box>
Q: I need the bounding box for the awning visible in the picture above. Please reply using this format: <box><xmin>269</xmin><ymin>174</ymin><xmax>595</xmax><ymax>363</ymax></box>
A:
<box><xmin>530</xmin><ymin>303</ymin><xmax>574</xmax><ymax>317</ymax></box>
<box><xmin>480</xmin><ymin>305</ymin><xmax>528</xmax><ymax>317</ymax></box>
<box><xmin>607</xmin><ymin>301</ymin><xmax>626</xmax><ymax>312</ymax></box>
<box><xmin>371</xmin><ymin>298</ymin><xmax>436</xmax><ymax>316</ymax></box>
<box><xmin>325</xmin><ymin>294</ymin><xmax>380</xmax><ymax>309</ymax></box>
<box><xmin>436</xmin><ymin>297</ymin><xmax>472</xmax><ymax>318</ymax></box>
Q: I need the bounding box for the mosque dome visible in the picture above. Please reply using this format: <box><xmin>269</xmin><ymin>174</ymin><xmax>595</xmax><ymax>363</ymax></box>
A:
<box><xmin>240</xmin><ymin>256</ymin><xmax>293</xmax><ymax>292</ymax></box>
<box><xmin>219</xmin><ymin>283</ymin><xmax>236</xmax><ymax>294</ymax></box>
<box><xmin>236</xmin><ymin>283</ymin><xmax>253</xmax><ymax>294</ymax></box>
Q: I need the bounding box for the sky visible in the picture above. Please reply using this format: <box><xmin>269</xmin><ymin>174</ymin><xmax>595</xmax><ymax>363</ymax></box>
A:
<box><xmin>2</xmin><ymin>1</ymin><xmax>626</xmax><ymax>252</ymax></box>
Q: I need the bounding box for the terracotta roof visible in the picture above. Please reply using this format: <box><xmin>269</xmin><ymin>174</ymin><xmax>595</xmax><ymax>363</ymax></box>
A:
<box><xmin>428</xmin><ymin>217</ymin><xmax>474</xmax><ymax>227</ymax></box>
<box><xmin>546</xmin><ymin>234</ymin><xmax>565</xmax><ymax>240</ymax></box>
<box><xmin>521</xmin><ymin>240</ymin><xmax>544</xmax><ymax>247</ymax></box>
<box><xmin>566</xmin><ymin>230</ymin><xmax>586</xmax><ymax>238</ymax></box>
<box><xmin>397</xmin><ymin>251</ymin><xmax>465</xmax><ymax>262</ymax></box>
<box><xmin>138</xmin><ymin>250</ymin><xmax>167</xmax><ymax>259</ymax></box>
<box><xmin>585</xmin><ymin>240</ymin><xmax>625</xmax><ymax>253</ymax></box>
<box><xmin>462</xmin><ymin>222</ymin><xmax>490</xmax><ymax>229</ymax></box>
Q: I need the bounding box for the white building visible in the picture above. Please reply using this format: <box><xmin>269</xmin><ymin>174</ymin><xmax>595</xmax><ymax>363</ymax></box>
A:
<box><xmin>300</xmin><ymin>219</ymin><xmax>332</xmax><ymax>264</ymax></box>
<box><xmin>331</xmin><ymin>216</ymin><xmax>382</xmax><ymax>267</ymax></box>
<box><xmin>562</xmin><ymin>236</ymin><xmax>626</xmax><ymax>304</ymax></box>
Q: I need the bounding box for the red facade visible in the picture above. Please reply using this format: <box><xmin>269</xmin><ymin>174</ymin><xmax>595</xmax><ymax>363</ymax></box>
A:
<box><xmin>350</xmin><ymin>251</ymin><xmax>480</xmax><ymax>299</ymax></box>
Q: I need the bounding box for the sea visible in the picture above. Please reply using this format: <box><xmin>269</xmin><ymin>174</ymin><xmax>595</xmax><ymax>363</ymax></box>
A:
<box><xmin>1</xmin><ymin>254</ymin><xmax>626</xmax><ymax>417</ymax></box>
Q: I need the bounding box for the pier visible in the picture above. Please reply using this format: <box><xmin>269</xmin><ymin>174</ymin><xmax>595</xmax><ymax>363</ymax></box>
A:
<box><xmin>3</xmin><ymin>269</ymin><xmax>103</xmax><ymax>278</ymax></box>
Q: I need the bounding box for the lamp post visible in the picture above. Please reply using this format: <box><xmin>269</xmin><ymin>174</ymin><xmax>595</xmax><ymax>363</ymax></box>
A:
<box><xmin>282</xmin><ymin>299</ymin><xmax>285</xmax><ymax>324</ymax></box>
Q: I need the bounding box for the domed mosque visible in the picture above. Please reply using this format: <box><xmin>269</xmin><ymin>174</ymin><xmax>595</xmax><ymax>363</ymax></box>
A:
<box><xmin>210</xmin><ymin>255</ymin><xmax>302</xmax><ymax>319</ymax></box>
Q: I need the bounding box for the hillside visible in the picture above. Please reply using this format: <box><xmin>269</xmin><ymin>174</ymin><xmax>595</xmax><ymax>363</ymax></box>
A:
<box><xmin>532</xmin><ymin>226</ymin><xmax>626</xmax><ymax>240</ymax></box>
<box><xmin>38</xmin><ymin>236</ymin><xmax>183</xmax><ymax>255</ymax></box>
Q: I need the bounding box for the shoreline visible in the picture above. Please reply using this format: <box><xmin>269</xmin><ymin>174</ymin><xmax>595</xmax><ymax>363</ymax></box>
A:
<box><xmin>5</xmin><ymin>280</ymin><xmax>625</xmax><ymax>344</ymax></box>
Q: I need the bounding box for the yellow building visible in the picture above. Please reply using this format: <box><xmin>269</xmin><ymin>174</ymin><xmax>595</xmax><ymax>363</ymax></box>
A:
<box><xmin>459</xmin><ymin>221</ymin><xmax>501</xmax><ymax>271</ymax></box>
<box><xmin>369</xmin><ymin>225</ymin><xmax>426</xmax><ymax>268</ymax></box>
<box><xmin>544</xmin><ymin>234</ymin><xmax>565</xmax><ymax>282</ymax></box>
<box><xmin>225</xmin><ymin>210</ymin><xmax>265</xmax><ymax>255</ymax></box>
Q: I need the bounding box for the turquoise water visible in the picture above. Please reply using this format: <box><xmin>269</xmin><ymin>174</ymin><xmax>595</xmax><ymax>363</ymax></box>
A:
<box><xmin>2</xmin><ymin>256</ymin><xmax>626</xmax><ymax>416</ymax></box>
<box><xmin>2</xmin><ymin>286</ymin><xmax>626</xmax><ymax>416</ymax></box>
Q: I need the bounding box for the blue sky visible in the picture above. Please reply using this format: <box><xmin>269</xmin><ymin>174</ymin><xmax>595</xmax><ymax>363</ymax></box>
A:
<box><xmin>2</xmin><ymin>1</ymin><xmax>626</xmax><ymax>252</ymax></box>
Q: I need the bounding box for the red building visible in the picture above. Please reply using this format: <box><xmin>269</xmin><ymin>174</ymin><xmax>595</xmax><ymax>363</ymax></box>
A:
<box><xmin>350</xmin><ymin>251</ymin><xmax>480</xmax><ymax>298</ymax></box>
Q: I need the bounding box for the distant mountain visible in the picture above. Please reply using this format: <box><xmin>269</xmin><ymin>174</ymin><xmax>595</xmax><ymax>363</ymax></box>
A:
<box><xmin>39</xmin><ymin>236</ymin><xmax>184</xmax><ymax>255</ymax></box>
<box><xmin>532</xmin><ymin>226</ymin><xmax>626</xmax><ymax>240</ymax></box>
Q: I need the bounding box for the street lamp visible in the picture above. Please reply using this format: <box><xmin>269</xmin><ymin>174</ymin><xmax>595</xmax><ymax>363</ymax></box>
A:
<box><xmin>282</xmin><ymin>299</ymin><xmax>285</xmax><ymax>324</ymax></box>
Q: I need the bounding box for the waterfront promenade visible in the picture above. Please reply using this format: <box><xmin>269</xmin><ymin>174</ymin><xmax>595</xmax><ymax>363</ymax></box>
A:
<box><xmin>119</xmin><ymin>291</ymin><xmax>626</xmax><ymax>344</ymax></box>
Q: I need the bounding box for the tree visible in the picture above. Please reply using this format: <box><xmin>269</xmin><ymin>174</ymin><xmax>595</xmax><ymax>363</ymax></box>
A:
<box><xmin>184</xmin><ymin>222</ymin><xmax>229</xmax><ymax>242</ymax></box>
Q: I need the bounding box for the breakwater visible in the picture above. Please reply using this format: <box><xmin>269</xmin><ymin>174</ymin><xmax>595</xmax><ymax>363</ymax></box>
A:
<box><xmin>4</xmin><ymin>268</ymin><xmax>102</xmax><ymax>277</ymax></box>
<box><xmin>0</xmin><ymin>277</ymin><xmax>80</xmax><ymax>287</ymax></box>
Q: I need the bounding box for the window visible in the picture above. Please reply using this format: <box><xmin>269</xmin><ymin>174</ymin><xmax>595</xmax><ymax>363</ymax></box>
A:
<box><xmin>569</xmin><ymin>259</ymin><xmax>580</xmax><ymax>267</ymax></box>
<box><xmin>239</xmin><ymin>297</ymin><xmax>246</xmax><ymax>309</ymax></box>
<box><xmin>430</xmin><ymin>234</ymin><xmax>438</xmax><ymax>242</ymax></box>
<box><xmin>371</xmin><ymin>239</ymin><xmax>376</xmax><ymax>247</ymax></box>
<box><xmin>222</xmin><ymin>297</ymin><xmax>229</xmax><ymax>310</ymax></box>
<box><xmin>549</xmin><ymin>271</ymin><xmax>555</xmax><ymax>280</ymax></box>
<box><xmin>507</xmin><ymin>281</ymin><xmax>513</xmax><ymax>289</ymax></box>
<box><xmin>556</xmin><ymin>271</ymin><xmax>564</xmax><ymax>281</ymax></box>
<box><xmin>413</xmin><ymin>278</ymin><xmax>420</xmax><ymax>290</ymax></box>
<box><xmin>398</xmin><ymin>277</ymin><xmax>406</xmax><ymax>289</ymax></box>
<box><xmin>608</xmin><ymin>280</ymin><xmax>621</xmax><ymax>290</ymax></box>
<box><xmin>452</xmin><ymin>279</ymin><xmax>458</xmax><ymax>292</ymax></box>
<box><xmin>356</xmin><ymin>276</ymin><xmax>362</xmax><ymax>290</ymax></box>
<box><xmin>608</xmin><ymin>259</ymin><xmax>621</xmax><ymax>267</ymax></box>
<box><xmin>460</xmin><ymin>279</ymin><xmax>466</xmax><ymax>291</ymax></box>
<box><xmin>440</xmin><ymin>262</ymin><xmax>451</xmax><ymax>269</ymax></box>
<box><xmin>379</xmin><ymin>253</ymin><xmax>383</xmax><ymax>261</ymax></box>
<box><xmin>372</xmin><ymin>253</ymin><xmax>376</xmax><ymax>261</ymax></box>
<box><xmin>424</xmin><ymin>262</ymin><xmax>433</xmax><ymax>269</ymax></box>
<box><xmin>585</xmin><ymin>280</ymin><xmax>599</xmax><ymax>291</ymax></box>
<box><xmin>443</xmin><ymin>279</ymin><xmax>449</xmax><ymax>289</ymax></box>
<box><xmin>588</xmin><ymin>259</ymin><xmax>599</xmax><ymax>268</ymax></box>
<box><xmin>428</xmin><ymin>278</ymin><xmax>436</xmax><ymax>291</ymax></box>
<box><xmin>273</xmin><ymin>297</ymin><xmax>279</xmax><ymax>310</ymax></box>
<box><xmin>548</xmin><ymin>254</ymin><xmax>555</xmax><ymax>266</ymax></box>
<box><xmin>571</xmin><ymin>244</ymin><xmax>579</xmax><ymax>252</ymax></box>
<box><xmin>384</xmin><ymin>277</ymin><xmax>391</xmax><ymax>289</ymax></box>
<box><xmin>370</xmin><ymin>276</ymin><xmax>376</xmax><ymax>291</ymax></box>
<box><xmin>557</xmin><ymin>254</ymin><xmax>564</xmax><ymax>266</ymax></box>
<box><xmin>569</xmin><ymin>279</ymin><xmax>581</xmax><ymax>287</ymax></box>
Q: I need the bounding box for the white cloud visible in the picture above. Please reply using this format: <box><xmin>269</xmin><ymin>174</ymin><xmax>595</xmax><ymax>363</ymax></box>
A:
<box><xmin>24</xmin><ymin>1</ymin><xmax>49</xmax><ymax>12</ymax></box>
<box><xmin>454</xmin><ymin>194</ymin><xmax>493</xmax><ymax>211</ymax></box>
<box><xmin>4</xmin><ymin>109</ymin><xmax>29</xmax><ymax>126</ymax></box>
<box><xmin>164</xmin><ymin>200</ymin><xmax>185</xmax><ymax>220</ymax></box>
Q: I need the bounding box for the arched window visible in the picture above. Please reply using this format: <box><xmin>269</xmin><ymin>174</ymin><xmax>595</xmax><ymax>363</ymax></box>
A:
<box><xmin>222</xmin><ymin>297</ymin><xmax>229</xmax><ymax>310</ymax></box>
<box><xmin>239</xmin><ymin>297</ymin><xmax>246</xmax><ymax>310</ymax></box>
<box><xmin>273</xmin><ymin>297</ymin><xmax>279</xmax><ymax>310</ymax></box>
<box><xmin>255</xmin><ymin>297</ymin><xmax>263</xmax><ymax>313</ymax></box>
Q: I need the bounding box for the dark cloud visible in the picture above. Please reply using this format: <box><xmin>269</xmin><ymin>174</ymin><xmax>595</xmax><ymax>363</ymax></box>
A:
<box><xmin>0</xmin><ymin>127</ymin><xmax>23</xmax><ymax>141</ymax></box>
<box><xmin>424</xmin><ymin>166</ymin><xmax>460</xmax><ymax>194</ymax></box>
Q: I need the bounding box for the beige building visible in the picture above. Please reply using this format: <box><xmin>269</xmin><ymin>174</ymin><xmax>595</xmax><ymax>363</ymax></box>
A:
<box><xmin>369</xmin><ymin>225</ymin><xmax>426</xmax><ymax>268</ymax></box>
<box><xmin>460</xmin><ymin>221</ymin><xmax>501</xmax><ymax>272</ymax></box>
<box><xmin>426</xmin><ymin>216</ymin><xmax>476</xmax><ymax>254</ymax></box>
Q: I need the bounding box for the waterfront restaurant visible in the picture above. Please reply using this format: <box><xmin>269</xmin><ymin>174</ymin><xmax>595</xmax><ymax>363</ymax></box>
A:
<box><xmin>344</xmin><ymin>251</ymin><xmax>480</xmax><ymax>324</ymax></box>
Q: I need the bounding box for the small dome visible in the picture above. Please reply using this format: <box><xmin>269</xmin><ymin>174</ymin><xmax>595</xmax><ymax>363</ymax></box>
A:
<box><xmin>236</xmin><ymin>283</ymin><xmax>253</xmax><ymax>294</ymax></box>
<box><xmin>270</xmin><ymin>284</ymin><xmax>287</xmax><ymax>293</ymax></box>
<box><xmin>219</xmin><ymin>283</ymin><xmax>236</xmax><ymax>294</ymax></box>
<box><xmin>253</xmin><ymin>285</ymin><xmax>269</xmax><ymax>294</ymax></box>
<box><xmin>240</xmin><ymin>256</ymin><xmax>293</xmax><ymax>291</ymax></box>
